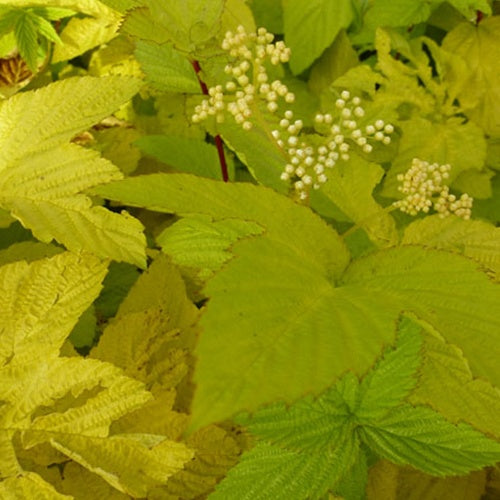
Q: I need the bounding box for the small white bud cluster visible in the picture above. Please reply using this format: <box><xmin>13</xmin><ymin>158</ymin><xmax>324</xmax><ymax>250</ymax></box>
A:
<box><xmin>276</xmin><ymin>91</ymin><xmax>394</xmax><ymax>200</ymax></box>
<box><xmin>192</xmin><ymin>26</ymin><xmax>294</xmax><ymax>130</ymax></box>
<box><xmin>315</xmin><ymin>90</ymin><xmax>394</xmax><ymax>160</ymax></box>
<box><xmin>394</xmin><ymin>158</ymin><xmax>473</xmax><ymax>220</ymax></box>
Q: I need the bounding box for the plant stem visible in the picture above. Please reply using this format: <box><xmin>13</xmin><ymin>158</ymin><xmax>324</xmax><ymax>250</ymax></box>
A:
<box><xmin>476</xmin><ymin>10</ymin><xmax>484</xmax><ymax>24</ymax></box>
<box><xmin>191</xmin><ymin>60</ymin><xmax>229</xmax><ymax>182</ymax></box>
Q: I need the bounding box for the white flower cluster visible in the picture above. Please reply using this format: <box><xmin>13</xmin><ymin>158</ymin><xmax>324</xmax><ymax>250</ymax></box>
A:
<box><xmin>276</xmin><ymin>90</ymin><xmax>394</xmax><ymax>200</ymax></box>
<box><xmin>394</xmin><ymin>158</ymin><xmax>473</xmax><ymax>219</ymax></box>
<box><xmin>192</xmin><ymin>26</ymin><xmax>294</xmax><ymax>130</ymax></box>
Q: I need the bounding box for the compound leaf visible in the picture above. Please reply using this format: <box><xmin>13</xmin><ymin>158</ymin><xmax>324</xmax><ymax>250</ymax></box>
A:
<box><xmin>359</xmin><ymin>404</ymin><xmax>500</xmax><ymax>476</ymax></box>
<box><xmin>0</xmin><ymin>76</ymin><xmax>146</xmax><ymax>267</ymax></box>
<box><xmin>210</xmin><ymin>435</ymin><xmax>359</xmax><ymax>500</ymax></box>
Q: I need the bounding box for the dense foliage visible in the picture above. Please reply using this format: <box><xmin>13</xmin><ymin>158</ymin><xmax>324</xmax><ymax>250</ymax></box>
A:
<box><xmin>0</xmin><ymin>0</ymin><xmax>499</xmax><ymax>498</ymax></box>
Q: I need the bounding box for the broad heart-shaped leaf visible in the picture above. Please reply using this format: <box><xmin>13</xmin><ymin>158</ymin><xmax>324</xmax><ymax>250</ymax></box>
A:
<box><xmin>220</xmin><ymin>315</ymin><xmax>500</xmax><ymax>498</ymax></box>
<box><xmin>342</xmin><ymin>247</ymin><xmax>500</xmax><ymax>386</ymax></box>
<box><xmin>135</xmin><ymin>40</ymin><xmax>199</xmax><ymax>93</ymax></box>
<box><xmin>359</xmin><ymin>404</ymin><xmax>500</xmax><ymax>476</ymax></box>
<box><xmin>236</xmin><ymin>317</ymin><xmax>420</xmax><ymax>452</ymax></box>
<box><xmin>210</xmin><ymin>436</ymin><xmax>360</xmax><ymax>500</ymax></box>
<box><xmin>93</xmin><ymin>173</ymin><xmax>350</xmax><ymax>278</ymax></box>
<box><xmin>319</xmin><ymin>154</ymin><xmax>398</xmax><ymax>247</ymax></box>
<box><xmin>194</xmin><ymin>243</ymin><xmax>499</xmax><ymax>429</ymax></box>
<box><xmin>282</xmin><ymin>0</ymin><xmax>354</xmax><ymax>74</ymax></box>
<box><xmin>443</xmin><ymin>16</ymin><xmax>500</xmax><ymax>137</ymax></box>
<box><xmin>382</xmin><ymin>116</ymin><xmax>487</xmax><ymax>198</ymax></box>
<box><xmin>0</xmin><ymin>77</ymin><xmax>146</xmax><ymax>267</ymax></box>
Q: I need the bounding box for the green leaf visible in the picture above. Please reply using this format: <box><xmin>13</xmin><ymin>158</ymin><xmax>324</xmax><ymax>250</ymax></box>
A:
<box><xmin>443</xmin><ymin>16</ymin><xmax>500</xmax><ymax>137</ymax></box>
<box><xmin>357</xmin><ymin>317</ymin><xmax>422</xmax><ymax>421</ymax></box>
<box><xmin>14</xmin><ymin>10</ymin><xmax>39</xmax><ymax>72</ymax></box>
<box><xmin>136</xmin><ymin>135</ymin><xmax>228</xmax><ymax>179</ymax></box>
<box><xmin>210</xmin><ymin>436</ymin><xmax>359</xmax><ymax>500</ymax></box>
<box><xmin>0</xmin><ymin>77</ymin><xmax>146</xmax><ymax>267</ymax></box>
<box><xmin>363</xmin><ymin>0</ymin><xmax>433</xmax><ymax>31</ymax></box>
<box><xmin>283</xmin><ymin>0</ymin><xmax>354</xmax><ymax>74</ymax></box>
<box><xmin>135</xmin><ymin>40</ymin><xmax>200</xmax><ymax>93</ymax></box>
<box><xmin>218</xmin><ymin>121</ymin><xmax>288</xmax><ymax>192</ymax></box>
<box><xmin>359</xmin><ymin>404</ymin><xmax>500</xmax><ymax>476</ymax></box>
<box><xmin>308</xmin><ymin>29</ymin><xmax>358</xmax><ymax>97</ymax></box>
<box><xmin>442</xmin><ymin>0</ymin><xmax>491</xmax><ymax>18</ymax></box>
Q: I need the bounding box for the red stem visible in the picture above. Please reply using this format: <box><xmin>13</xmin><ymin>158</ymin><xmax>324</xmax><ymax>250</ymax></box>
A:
<box><xmin>476</xmin><ymin>10</ymin><xmax>484</xmax><ymax>24</ymax></box>
<box><xmin>191</xmin><ymin>60</ymin><xmax>229</xmax><ymax>182</ymax></box>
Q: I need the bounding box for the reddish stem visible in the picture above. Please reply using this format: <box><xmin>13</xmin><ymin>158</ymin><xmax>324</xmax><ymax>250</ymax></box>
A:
<box><xmin>191</xmin><ymin>60</ymin><xmax>229</xmax><ymax>182</ymax></box>
<box><xmin>476</xmin><ymin>10</ymin><xmax>484</xmax><ymax>24</ymax></box>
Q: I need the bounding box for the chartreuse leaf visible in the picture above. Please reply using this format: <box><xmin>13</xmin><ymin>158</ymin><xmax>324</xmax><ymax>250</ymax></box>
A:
<box><xmin>443</xmin><ymin>16</ymin><xmax>500</xmax><ymax>137</ymax></box>
<box><xmin>0</xmin><ymin>471</ymin><xmax>71</xmax><ymax>499</ymax></box>
<box><xmin>342</xmin><ymin>247</ymin><xmax>500</xmax><ymax>386</ymax></box>
<box><xmin>0</xmin><ymin>76</ymin><xmax>146</xmax><ymax>267</ymax></box>
<box><xmin>403</xmin><ymin>215</ymin><xmax>500</xmax><ymax>279</ymax></box>
<box><xmin>320</xmin><ymin>153</ymin><xmax>398</xmax><ymax>247</ymax></box>
<box><xmin>382</xmin><ymin>116</ymin><xmax>486</xmax><ymax>198</ymax></box>
<box><xmin>91</xmin><ymin>255</ymin><xmax>199</xmax><ymax>390</ymax></box>
<box><xmin>0</xmin><ymin>252</ymin><xmax>107</xmax><ymax>366</ymax></box>
<box><xmin>92</xmin><ymin>256</ymin><xmax>241</xmax><ymax>498</ymax></box>
<box><xmin>215</xmin><ymin>316</ymin><xmax>500</xmax><ymax>498</ymax></box>
<box><xmin>49</xmin><ymin>434</ymin><xmax>192</xmax><ymax>497</ymax></box>
<box><xmin>95</xmin><ymin>174</ymin><xmax>500</xmax><ymax>428</ymax></box>
<box><xmin>410</xmin><ymin>321</ymin><xmax>500</xmax><ymax>439</ymax></box>
<box><xmin>135</xmin><ymin>40</ymin><xmax>199</xmax><ymax>93</ymax></box>
<box><xmin>359</xmin><ymin>404</ymin><xmax>500</xmax><ymax>476</ymax></box>
<box><xmin>0</xmin><ymin>252</ymin><xmax>185</xmax><ymax>496</ymax></box>
<box><xmin>356</xmin><ymin>317</ymin><xmax>422</xmax><ymax>420</ymax></box>
<box><xmin>282</xmin><ymin>0</ymin><xmax>354</xmax><ymax>74</ymax></box>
